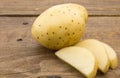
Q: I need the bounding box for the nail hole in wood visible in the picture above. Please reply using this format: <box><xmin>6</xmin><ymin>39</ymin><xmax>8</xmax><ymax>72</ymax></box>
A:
<box><xmin>17</xmin><ymin>38</ymin><xmax>23</xmax><ymax>41</ymax></box>
<box><xmin>22</xmin><ymin>22</ymin><xmax>28</xmax><ymax>25</ymax></box>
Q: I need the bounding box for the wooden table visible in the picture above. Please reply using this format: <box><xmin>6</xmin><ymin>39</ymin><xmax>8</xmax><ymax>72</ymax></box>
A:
<box><xmin>0</xmin><ymin>0</ymin><xmax>120</xmax><ymax>78</ymax></box>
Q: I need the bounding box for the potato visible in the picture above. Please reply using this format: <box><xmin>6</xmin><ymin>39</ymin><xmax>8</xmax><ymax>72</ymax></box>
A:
<box><xmin>55</xmin><ymin>47</ymin><xmax>98</xmax><ymax>78</ymax></box>
<box><xmin>32</xmin><ymin>3</ymin><xmax>88</xmax><ymax>50</ymax></box>
<box><xmin>101</xmin><ymin>42</ymin><xmax>118</xmax><ymax>69</ymax></box>
<box><xmin>75</xmin><ymin>39</ymin><xmax>110</xmax><ymax>73</ymax></box>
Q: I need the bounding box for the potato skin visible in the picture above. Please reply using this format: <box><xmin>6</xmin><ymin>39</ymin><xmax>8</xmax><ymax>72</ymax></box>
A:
<box><xmin>32</xmin><ymin>3</ymin><xmax>88</xmax><ymax>50</ymax></box>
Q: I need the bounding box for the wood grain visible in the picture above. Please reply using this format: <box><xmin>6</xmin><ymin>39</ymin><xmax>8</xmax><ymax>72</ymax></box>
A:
<box><xmin>0</xmin><ymin>17</ymin><xmax>120</xmax><ymax>78</ymax></box>
<box><xmin>0</xmin><ymin>0</ymin><xmax>120</xmax><ymax>16</ymax></box>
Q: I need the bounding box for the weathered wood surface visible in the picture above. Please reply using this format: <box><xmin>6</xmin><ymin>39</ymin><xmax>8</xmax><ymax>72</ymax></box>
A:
<box><xmin>0</xmin><ymin>0</ymin><xmax>120</xmax><ymax>78</ymax></box>
<box><xmin>0</xmin><ymin>0</ymin><xmax>120</xmax><ymax>16</ymax></box>
<box><xmin>0</xmin><ymin>17</ymin><xmax>120</xmax><ymax>78</ymax></box>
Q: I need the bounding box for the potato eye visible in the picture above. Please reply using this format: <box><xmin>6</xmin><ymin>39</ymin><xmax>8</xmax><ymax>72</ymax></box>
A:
<box><xmin>37</xmin><ymin>37</ymin><xmax>39</xmax><ymax>39</ymax></box>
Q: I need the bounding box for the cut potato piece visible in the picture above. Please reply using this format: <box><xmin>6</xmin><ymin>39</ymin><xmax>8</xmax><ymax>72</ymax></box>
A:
<box><xmin>75</xmin><ymin>39</ymin><xmax>109</xmax><ymax>73</ymax></box>
<box><xmin>101</xmin><ymin>42</ymin><xmax>118</xmax><ymax>69</ymax></box>
<box><xmin>55</xmin><ymin>47</ymin><xmax>98</xmax><ymax>78</ymax></box>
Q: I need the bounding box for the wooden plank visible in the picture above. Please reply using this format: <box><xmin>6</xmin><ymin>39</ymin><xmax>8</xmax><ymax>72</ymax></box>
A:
<box><xmin>0</xmin><ymin>0</ymin><xmax>120</xmax><ymax>16</ymax></box>
<box><xmin>0</xmin><ymin>17</ymin><xmax>120</xmax><ymax>78</ymax></box>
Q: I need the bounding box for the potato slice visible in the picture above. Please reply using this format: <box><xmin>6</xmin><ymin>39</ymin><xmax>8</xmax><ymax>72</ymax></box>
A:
<box><xmin>75</xmin><ymin>39</ymin><xmax>109</xmax><ymax>73</ymax></box>
<box><xmin>55</xmin><ymin>47</ymin><xmax>98</xmax><ymax>78</ymax></box>
<box><xmin>101</xmin><ymin>42</ymin><xmax>118</xmax><ymax>69</ymax></box>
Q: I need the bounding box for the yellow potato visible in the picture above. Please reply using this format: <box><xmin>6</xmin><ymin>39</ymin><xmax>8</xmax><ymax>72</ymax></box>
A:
<box><xmin>32</xmin><ymin>3</ymin><xmax>88</xmax><ymax>50</ymax></box>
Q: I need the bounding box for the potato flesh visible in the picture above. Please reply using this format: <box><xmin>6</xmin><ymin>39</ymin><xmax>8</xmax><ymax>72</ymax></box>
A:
<box><xmin>55</xmin><ymin>47</ymin><xmax>98</xmax><ymax>78</ymax></box>
<box><xmin>75</xmin><ymin>39</ymin><xmax>109</xmax><ymax>73</ymax></box>
<box><xmin>102</xmin><ymin>42</ymin><xmax>118</xmax><ymax>69</ymax></box>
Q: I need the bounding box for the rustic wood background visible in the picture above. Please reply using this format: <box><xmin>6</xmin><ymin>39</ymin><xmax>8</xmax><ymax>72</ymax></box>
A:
<box><xmin>0</xmin><ymin>0</ymin><xmax>120</xmax><ymax>78</ymax></box>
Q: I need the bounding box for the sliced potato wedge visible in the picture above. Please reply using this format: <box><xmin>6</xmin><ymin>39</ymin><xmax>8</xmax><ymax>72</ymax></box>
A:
<box><xmin>75</xmin><ymin>39</ymin><xmax>110</xmax><ymax>73</ymax></box>
<box><xmin>101</xmin><ymin>42</ymin><xmax>118</xmax><ymax>69</ymax></box>
<box><xmin>55</xmin><ymin>47</ymin><xmax>98</xmax><ymax>78</ymax></box>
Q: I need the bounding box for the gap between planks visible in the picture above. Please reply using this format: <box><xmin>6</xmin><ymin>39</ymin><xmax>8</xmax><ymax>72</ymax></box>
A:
<box><xmin>0</xmin><ymin>15</ymin><xmax>120</xmax><ymax>17</ymax></box>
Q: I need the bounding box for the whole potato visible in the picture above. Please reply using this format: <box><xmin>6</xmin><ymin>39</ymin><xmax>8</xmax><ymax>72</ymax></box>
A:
<box><xmin>32</xmin><ymin>3</ymin><xmax>88</xmax><ymax>50</ymax></box>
